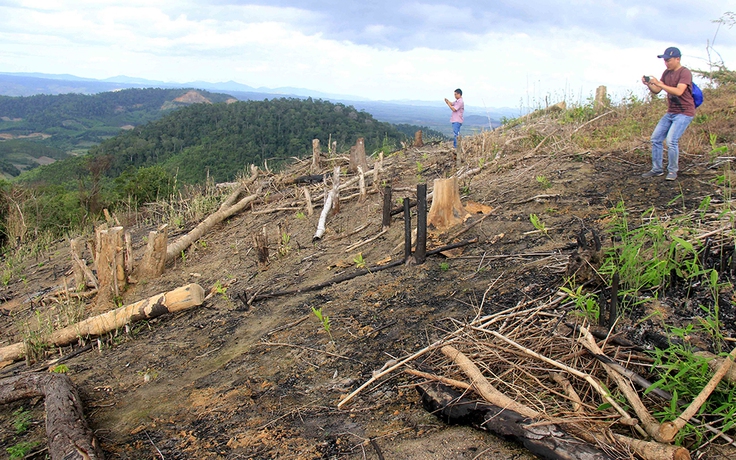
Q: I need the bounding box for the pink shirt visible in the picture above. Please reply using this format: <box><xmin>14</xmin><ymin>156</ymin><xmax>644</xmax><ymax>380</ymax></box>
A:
<box><xmin>450</xmin><ymin>97</ymin><xmax>464</xmax><ymax>123</ymax></box>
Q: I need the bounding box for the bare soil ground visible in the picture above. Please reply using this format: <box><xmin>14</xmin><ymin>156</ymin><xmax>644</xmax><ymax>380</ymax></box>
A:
<box><xmin>1</xmin><ymin>130</ymin><xmax>734</xmax><ymax>459</ymax></box>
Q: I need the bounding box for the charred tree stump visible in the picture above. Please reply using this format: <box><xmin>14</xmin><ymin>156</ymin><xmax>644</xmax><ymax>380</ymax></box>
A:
<box><xmin>404</xmin><ymin>198</ymin><xmax>412</xmax><ymax>261</ymax></box>
<box><xmin>349</xmin><ymin>137</ymin><xmax>369</xmax><ymax>174</ymax></box>
<box><xmin>418</xmin><ymin>382</ymin><xmax>615</xmax><ymax>460</ymax></box>
<box><xmin>427</xmin><ymin>177</ymin><xmax>469</xmax><ymax>231</ymax></box>
<box><xmin>253</xmin><ymin>227</ymin><xmax>269</xmax><ymax>267</ymax></box>
<box><xmin>414</xmin><ymin>130</ymin><xmax>424</xmax><ymax>147</ymax></box>
<box><xmin>416</xmin><ymin>184</ymin><xmax>427</xmax><ymax>264</ymax></box>
<box><xmin>382</xmin><ymin>186</ymin><xmax>392</xmax><ymax>231</ymax></box>
<box><xmin>0</xmin><ymin>373</ymin><xmax>104</xmax><ymax>460</ymax></box>
<box><xmin>311</xmin><ymin>139</ymin><xmax>321</xmax><ymax>173</ymax></box>
<box><xmin>136</xmin><ymin>224</ymin><xmax>168</xmax><ymax>281</ymax></box>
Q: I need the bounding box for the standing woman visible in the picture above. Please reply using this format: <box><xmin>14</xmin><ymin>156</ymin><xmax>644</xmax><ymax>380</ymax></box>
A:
<box><xmin>444</xmin><ymin>88</ymin><xmax>464</xmax><ymax>149</ymax></box>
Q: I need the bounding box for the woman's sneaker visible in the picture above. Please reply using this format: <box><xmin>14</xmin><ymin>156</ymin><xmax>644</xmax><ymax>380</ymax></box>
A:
<box><xmin>665</xmin><ymin>172</ymin><xmax>677</xmax><ymax>181</ymax></box>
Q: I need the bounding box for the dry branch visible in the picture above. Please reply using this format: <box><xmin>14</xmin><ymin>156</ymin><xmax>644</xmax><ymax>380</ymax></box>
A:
<box><xmin>166</xmin><ymin>170</ymin><xmax>261</xmax><ymax>263</ymax></box>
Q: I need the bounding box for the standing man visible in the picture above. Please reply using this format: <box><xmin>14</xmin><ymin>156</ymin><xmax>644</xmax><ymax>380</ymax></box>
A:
<box><xmin>444</xmin><ymin>88</ymin><xmax>464</xmax><ymax>149</ymax></box>
<box><xmin>641</xmin><ymin>47</ymin><xmax>696</xmax><ymax>181</ymax></box>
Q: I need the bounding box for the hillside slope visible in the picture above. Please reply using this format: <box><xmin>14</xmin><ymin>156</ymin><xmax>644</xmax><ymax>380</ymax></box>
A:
<box><xmin>1</xmin><ymin>83</ymin><xmax>736</xmax><ymax>459</ymax></box>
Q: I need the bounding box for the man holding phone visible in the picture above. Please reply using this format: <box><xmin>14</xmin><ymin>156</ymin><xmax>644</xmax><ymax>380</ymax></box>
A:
<box><xmin>444</xmin><ymin>89</ymin><xmax>464</xmax><ymax>149</ymax></box>
<box><xmin>641</xmin><ymin>46</ymin><xmax>696</xmax><ymax>181</ymax></box>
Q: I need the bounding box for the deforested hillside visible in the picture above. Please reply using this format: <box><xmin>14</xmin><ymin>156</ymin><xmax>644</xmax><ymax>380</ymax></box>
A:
<box><xmin>1</xmin><ymin>72</ymin><xmax>736</xmax><ymax>460</ymax></box>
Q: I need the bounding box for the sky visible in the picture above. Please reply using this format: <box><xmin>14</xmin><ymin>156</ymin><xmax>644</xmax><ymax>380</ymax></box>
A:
<box><xmin>1</xmin><ymin>0</ymin><xmax>735</xmax><ymax>108</ymax></box>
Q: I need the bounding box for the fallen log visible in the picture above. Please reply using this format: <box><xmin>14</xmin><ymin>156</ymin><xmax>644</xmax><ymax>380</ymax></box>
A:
<box><xmin>251</xmin><ymin>239</ymin><xmax>478</xmax><ymax>303</ymax></box>
<box><xmin>418</xmin><ymin>382</ymin><xmax>615</xmax><ymax>460</ymax></box>
<box><xmin>0</xmin><ymin>372</ymin><xmax>104</xmax><ymax>460</ymax></box>
<box><xmin>0</xmin><ymin>284</ymin><xmax>205</xmax><ymax>363</ymax></box>
<box><xmin>166</xmin><ymin>169</ymin><xmax>260</xmax><ymax>263</ymax></box>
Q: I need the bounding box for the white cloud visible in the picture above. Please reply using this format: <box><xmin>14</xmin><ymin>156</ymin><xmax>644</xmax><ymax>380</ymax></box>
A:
<box><xmin>0</xmin><ymin>1</ymin><xmax>734</xmax><ymax>107</ymax></box>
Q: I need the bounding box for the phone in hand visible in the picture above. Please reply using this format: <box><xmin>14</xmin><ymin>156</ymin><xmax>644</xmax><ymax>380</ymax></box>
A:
<box><xmin>643</xmin><ymin>75</ymin><xmax>651</xmax><ymax>83</ymax></box>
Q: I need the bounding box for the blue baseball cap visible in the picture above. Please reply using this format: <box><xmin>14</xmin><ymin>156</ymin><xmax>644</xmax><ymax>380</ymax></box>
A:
<box><xmin>658</xmin><ymin>47</ymin><xmax>681</xmax><ymax>59</ymax></box>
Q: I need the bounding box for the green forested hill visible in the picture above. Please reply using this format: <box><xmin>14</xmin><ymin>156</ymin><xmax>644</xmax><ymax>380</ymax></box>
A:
<box><xmin>0</xmin><ymin>88</ymin><xmax>237</xmax><ymax>176</ymax></box>
<box><xmin>82</xmin><ymin>97</ymin><xmax>405</xmax><ymax>183</ymax></box>
<box><xmin>2</xmin><ymin>95</ymin><xmax>415</xmax><ymax>243</ymax></box>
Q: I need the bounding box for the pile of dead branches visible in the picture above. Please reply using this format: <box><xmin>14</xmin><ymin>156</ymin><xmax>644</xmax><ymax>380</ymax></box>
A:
<box><xmin>340</xmin><ymin>290</ymin><xmax>736</xmax><ymax>460</ymax></box>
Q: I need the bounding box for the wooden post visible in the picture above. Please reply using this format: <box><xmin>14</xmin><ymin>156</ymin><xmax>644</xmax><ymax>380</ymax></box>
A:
<box><xmin>311</xmin><ymin>139</ymin><xmax>321</xmax><ymax>172</ymax></box>
<box><xmin>137</xmin><ymin>224</ymin><xmax>168</xmax><ymax>280</ymax></box>
<box><xmin>427</xmin><ymin>177</ymin><xmax>469</xmax><ymax>230</ymax></box>
<box><xmin>414</xmin><ymin>130</ymin><xmax>424</xmax><ymax>147</ymax></box>
<box><xmin>416</xmin><ymin>183</ymin><xmax>427</xmax><ymax>264</ymax></box>
<box><xmin>349</xmin><ymin>137</ymin><xmax>369</xmax><ymax>173</ymax></box>
<box><xmin>404</xmin><ymin>198</ymin><xmax>412</xmax><ymax>261</ymax></box>
<box><xmin>382</xmin><ymin>186</ymin><xmax>392</xmax><ymax>231</ymax></box>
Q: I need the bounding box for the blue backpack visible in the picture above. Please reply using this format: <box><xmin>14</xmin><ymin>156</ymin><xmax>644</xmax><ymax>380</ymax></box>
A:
<box><xmin>692</xmin><ymin>83</ymin><xmax>703</xmax><ymax>108</ymax></box>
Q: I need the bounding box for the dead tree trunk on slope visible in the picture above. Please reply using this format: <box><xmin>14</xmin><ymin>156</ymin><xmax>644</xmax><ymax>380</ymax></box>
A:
<box><xmin>0</xmin><ymin>373</ymin><xmax>104</xmax><ymax>460</ymax></box>
<box><xmin>349</xmin><ymin>137</ymin><xmax>369</xmax><ymax>174</ymax></box>
<box><xmin>427</xmin><ymin>177</ymin><xmax>469</xmax><ymax>231</ymax></box>
<box><xmin>166</xmin><ymin>169</ymin><xmax>260</xmax><ymax>263</ymax></box>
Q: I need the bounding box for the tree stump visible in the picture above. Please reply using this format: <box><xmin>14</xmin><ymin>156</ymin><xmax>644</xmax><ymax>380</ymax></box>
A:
<box><xmin>70</xmin><ymin>237</ymin><xmax>93</xmax><ymax>290</ymax></box>
<box><xmin>427</xmin><ymin>177</ymin><xmax>469</xmax><ymax>231</ymax></box>
<box><xmin>349</xmin><ymin>137</ymin><xmax>369</xmax><ymax>174</ymax></box>
<box><xmin>595</xmin><ymin>85</ymin><xmax>610</xmax><ymax>112</ymax></box>
<box><xmin>414</xmin><ymin>130</ymin><xmax>424</xmax><ymax>147</ymax></box>
<box><xmin>311</xmin><ymin>139</ymin><xmax>321</xmax><ymax>173</ymax></box>
<box><xmin>95</xmin><ymin>226</ymin><xmax>126</xmax><ymax>305</ymax></box>
<box><xmin>136</xmin><ymin>224</ymin><xmax>168</xmax><ymax>280</ymax></box>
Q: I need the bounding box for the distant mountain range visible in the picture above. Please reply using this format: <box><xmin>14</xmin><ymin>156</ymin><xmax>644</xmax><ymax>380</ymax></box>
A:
<box><xmin>0</xmin><ymin>72</ymin><xmax>520</xmax><ymax>135</ymax></box>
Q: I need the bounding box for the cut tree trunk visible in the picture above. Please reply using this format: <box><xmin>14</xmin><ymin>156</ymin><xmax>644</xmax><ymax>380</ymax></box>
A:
<box><xmin>311</xmin><ymin>139</ymin><xmax>321</xmax><ymax>172</ymax></box>
<box><xmin>414</xmin><ymin>130</ymin><xmax>423</xmax><ymax>147</ymax></box>
<box><xmin>136</xmin><ymin>224</ymin><xmax>168</xmax><ymax>281</ymax></box>
<box><xmin>0</xmin><ymin>372</ymin><xmax>104</xmax><ymax>460</ymax></box>
<box><xmin>427</xmin><ymin>177</ymin><xmax>469</xmax><ymax>230</ymax></box>
<box><xmin>349</xmin><ymin>137</ymin><xmax>369</xmax><ymax>174</ymax></box>
<box><xmin>95</xmin><ymin>226</ymin><xmax>126</xmax><ymax>303</ymax></box>
<box><xmin>0</xmin><ymin>284</ymin><xmax>205</xmax><ymax>363</ymax></box>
